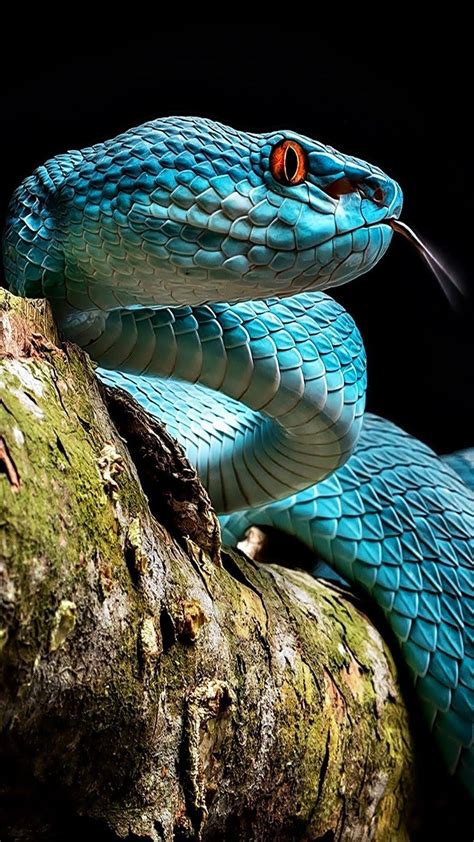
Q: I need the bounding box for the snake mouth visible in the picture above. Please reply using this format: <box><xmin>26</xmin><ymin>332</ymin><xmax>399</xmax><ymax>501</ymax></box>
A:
<box><xmin>387</xmin><ymin>218</ymin><xmax>465</xmax><ymax>306</ymax></box>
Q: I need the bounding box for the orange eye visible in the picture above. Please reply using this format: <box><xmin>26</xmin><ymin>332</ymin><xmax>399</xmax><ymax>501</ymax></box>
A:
<box><xmin>270</xmin><ymin>140</ymin><xmax>307</xmax><ymax>186</ymax></box>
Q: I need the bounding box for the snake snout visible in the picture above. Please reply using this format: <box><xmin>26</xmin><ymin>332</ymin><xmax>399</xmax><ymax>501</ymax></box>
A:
<box><xmin>366</xmin><ymin>174</ymin><xmax>403</xmax><ymax>220</ymax></box>
<box><xmin>383</xmin><ymin>179</ymin><xmax>403</xmax><ymax>219</ymax></box>
<box><xmin>333</xmin><ymin>159</ymin><xmax>403</xmax><ymax>223</ymax></box>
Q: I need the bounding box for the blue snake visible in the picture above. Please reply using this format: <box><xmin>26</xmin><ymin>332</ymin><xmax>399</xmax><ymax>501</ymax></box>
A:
<box><xmin>2</xmin><ymin>116</ymin><xmax>473</xmax><ymax>796</ymax></box>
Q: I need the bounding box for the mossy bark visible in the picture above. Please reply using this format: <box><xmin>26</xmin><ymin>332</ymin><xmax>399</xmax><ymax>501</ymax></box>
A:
<box><xmin>0</xmin><ymin>289</ymin><xmax>418</xmax><ymax>841</ymax></box>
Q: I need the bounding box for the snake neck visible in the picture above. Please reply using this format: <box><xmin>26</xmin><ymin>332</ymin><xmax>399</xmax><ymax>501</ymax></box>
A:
<box><xmin>2</xmin><ymin>151</ymin><xmax>86</xmax><ymax>299</ymax></box>
<box><xmin>87</xmin><ymin>291</ymin><xmax>367</xmax><ymax>512</ymax></box>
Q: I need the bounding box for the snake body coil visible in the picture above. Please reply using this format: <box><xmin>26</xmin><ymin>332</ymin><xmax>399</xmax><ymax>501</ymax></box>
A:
<box><xmin>3</xmin><ymin>117</ymin><xmax>473</xmax><ymax>794</ymax></box>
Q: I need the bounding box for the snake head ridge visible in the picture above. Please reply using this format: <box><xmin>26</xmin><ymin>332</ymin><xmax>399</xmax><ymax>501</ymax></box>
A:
<box><xmin>2</xmin><ymin>116</ymin><xmax>403</xmax><ymax>312</ymax></box>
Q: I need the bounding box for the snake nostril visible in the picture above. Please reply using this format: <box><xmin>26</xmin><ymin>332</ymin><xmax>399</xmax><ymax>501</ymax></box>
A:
<box><xmin>373</xmin><ymin>186</ymin><xmax>385</xmax><ymax>205</ymax></box>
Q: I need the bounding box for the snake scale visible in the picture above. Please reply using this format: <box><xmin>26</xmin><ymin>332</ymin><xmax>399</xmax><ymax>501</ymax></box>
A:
<box><xmin>2</xmin><ymin>116</ymin><xmax>473</xmax><ymax>796</ymax></box>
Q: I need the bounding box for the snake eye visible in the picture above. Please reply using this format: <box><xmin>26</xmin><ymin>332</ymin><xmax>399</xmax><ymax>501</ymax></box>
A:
<box><xmin>270</xmin><ymin>140</ymin><xmax>307</xmax><ymax>186</ymax></box>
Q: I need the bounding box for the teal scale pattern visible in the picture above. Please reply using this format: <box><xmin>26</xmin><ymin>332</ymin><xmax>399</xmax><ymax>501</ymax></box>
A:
<box><xmin>219</xmin><ymin>414</ymin><xmax>474</xmax><ymax>792</ymax></box>
<box><xmin>95</xmin><ymin>291</ymin><xmax>367</xmax><ymax>510</ymax></box>
<box><xmin>2</xmin><ymin>115</ymin><xmax>473</xmax><ymax>795</ymax></box>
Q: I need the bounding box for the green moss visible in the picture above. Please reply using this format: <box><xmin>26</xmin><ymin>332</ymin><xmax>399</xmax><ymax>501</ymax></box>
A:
<box><xmin>49</xmin><ymin>600</ymin><xmax>77</xmax><ymax>651</ymax></box>
<box><xmin>0</xmin><ymin>292</ymin><xmax>416</xmax><ymax>840</ymax></box>
<box><xmin>0</xmin><ymin>326</ymin><xmax>148</xmax><ymax>707</ymax></box>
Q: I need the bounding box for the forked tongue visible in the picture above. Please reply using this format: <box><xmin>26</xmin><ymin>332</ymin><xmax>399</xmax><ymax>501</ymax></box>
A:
<box><xmin>390</xmin><ymin>219</ymin><xmax>465</xmax><ymax>307</ymax></box>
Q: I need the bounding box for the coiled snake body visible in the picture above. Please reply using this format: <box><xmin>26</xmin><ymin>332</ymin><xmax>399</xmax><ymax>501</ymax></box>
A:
<box><xmin>3</xmin><ymin>117</ymin><xmax>473</xmax><ymax>794</ymax></box>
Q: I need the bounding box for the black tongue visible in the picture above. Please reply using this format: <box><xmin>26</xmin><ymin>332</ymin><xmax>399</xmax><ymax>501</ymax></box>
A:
<box><xmin>389</xmin><ymin>218</ymin><xmax>466</xmax><ymax>308</ymax></box>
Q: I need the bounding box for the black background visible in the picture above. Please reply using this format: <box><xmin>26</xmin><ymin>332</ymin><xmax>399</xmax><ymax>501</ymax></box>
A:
<box><xmin>1</xmin><ymin>30</ymin><xmax>472</xmax><ymax>454</ymax></box>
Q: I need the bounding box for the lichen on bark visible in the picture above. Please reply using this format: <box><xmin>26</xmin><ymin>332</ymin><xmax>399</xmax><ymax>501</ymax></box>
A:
<box><xmin>0</xmin><ymin>289</ymin><xmax>428</xmax><ymax>840</ymax></box>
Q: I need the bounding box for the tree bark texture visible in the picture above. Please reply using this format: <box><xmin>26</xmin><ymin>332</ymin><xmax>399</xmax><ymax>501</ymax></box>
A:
<box><xmin>0</xmin><ymin>288</ymin><xmax>437</xmax><ymax>841</ymax></box>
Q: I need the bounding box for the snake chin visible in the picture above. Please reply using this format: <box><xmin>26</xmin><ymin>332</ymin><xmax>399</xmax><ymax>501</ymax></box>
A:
<box><xmin>308</xmin><ymin>221</ymin><xmax>394</xmax><ymax>292</ymax></box>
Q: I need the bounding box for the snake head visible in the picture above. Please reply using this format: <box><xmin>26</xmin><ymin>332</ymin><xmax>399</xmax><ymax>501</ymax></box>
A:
<box><xmin>3</xmin><ymin>117</ymin><xmax>403</xmax><ymax>311</ymax></box>
<box><xmin>253</xmin><ymin>126</ymin><xmax>403</xmax><ymax>286</ymax></box>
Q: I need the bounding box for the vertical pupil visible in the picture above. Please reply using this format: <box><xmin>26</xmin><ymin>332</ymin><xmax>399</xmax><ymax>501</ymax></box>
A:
<box><xmin>284</xmin><ymin>145</ymin><xmax>299</xmax><ymax>182</ymax></box>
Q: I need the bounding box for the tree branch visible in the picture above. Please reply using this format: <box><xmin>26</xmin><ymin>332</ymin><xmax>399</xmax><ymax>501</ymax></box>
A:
<box><xmin>0</xmin><ymin>289</ymin><xmax>419</xmax><ymax>840</ymax></box>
